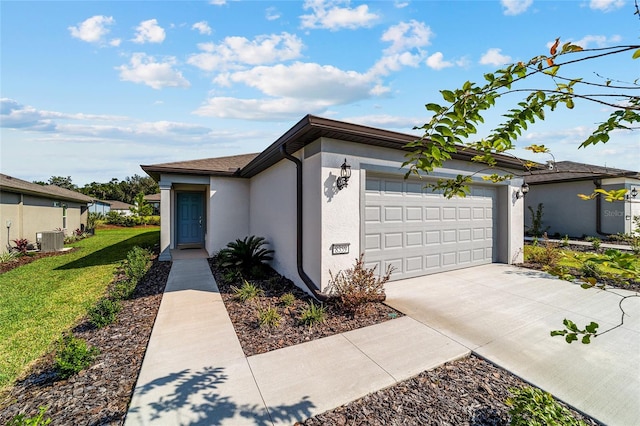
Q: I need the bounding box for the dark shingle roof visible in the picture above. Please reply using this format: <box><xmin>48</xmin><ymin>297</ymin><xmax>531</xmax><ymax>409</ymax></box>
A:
<box><xmin>144</xmin><ymin>193</ymin><xmax>161</xmax><ymax>202</ymax></box>
<box><xmin>525</xmin><ymin>161</ymin><xmax>639</xmax><ymax>184</ymax></box>
<box><xmin>0</xmin><ymin>174</ymin><xmax>93</xmax><ymax>203</ymax></box>
<box><xmin>106</xmin><ymin>200</ymin><xmax>134</xmax><ymax>210</ymax></box>
<box><xmin>141</xmin><ymin>153</ymin><xmax>259</xmax><ymax>181</ymax></box>
<box><xmin>141</xmin><ymin>115</ymin><xmax>526</xmax><ymax>181</ymax></box>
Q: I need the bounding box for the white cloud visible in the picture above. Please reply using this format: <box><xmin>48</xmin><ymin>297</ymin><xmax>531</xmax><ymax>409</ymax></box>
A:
<box><xmin>193</xmin><ymin>97</ymin><xmax>333</xmax><ymax>120</ymax></box>
<box><xmin>216</xmin><ymin>62</ymin><xmax>375</xmax><ymax>103</ymax></box>
<box><xmin>589</xmin><ymin>0</ymin><xmax>625</xmax><ymax>12</ymax></box>
<box><xmin>300</xmin><ymin>0</ymin><xmax>379</xmax><ymax>30</ymax></box>
<box><xmin>209</xmin><ymin>0</ymin><xmax>227</xmax><ymax>4</ymax></box>
<box><xmin>117</xmin><ymin>53</ymin><xmax>190</xmax><ymax>89</ymax></box>
<box><xmin>501</xmin><ymin>0</ymin><xmax>533</xmax><ymax>16</ymax></box>
<box><xmin>381</xmin><ymin>20</ymin><xmax>433</xmax><ymax>54</ymax></box>
<box><xmin>266</xmin><ymin>7</ymin><xmax>281</xmax><ymax>21</ymax></box>
<box><xmin>369</xmin><ymin>51</ymin><xmax>424</xmax><ymax>76</ymax></box>
<box><xmin>571</xmin><ymin>34</ymin><xmax>622</xmax><ymax>48</ymax></box>
<box><xmin>394</xmin><ymin>1</ymin><xmax>409</xmax><ymax>8</ymax></box>
<box><xmin>343</xmin><ymin>114</ymin><xmax>423</xmax><ymax>131</ymax></box>
<box><xmin>192</xmin><ymin>21</ymin><xmax>212</xmax><ymax>35</ymax></box>
<box><xmin>187</xmin><ymin>32</ymin><xmax>304</xmax><ymax>71</ymax></box>
<box><xmin>132</xmin><ymin>19</ymin><xmax>166</xmax><ymax>44</ymax></box>
<box><xmin>479</xmin><ymin>48</ymin><xmax>512</xmax><ymax>66</ymax></box>
<box><xmin>426</xmin><ymin>52</ymin><xmax>454</xmax><ymax>70</ymax></box>
<box><xmin>68</xmin><ymin>15</ymin><xmax>115</xmax><ymax>44</ymax></box>
<box><xmin>109</xmin><ymin>38</ymin><xmax>122</xmax><ymax>47</ymax></box>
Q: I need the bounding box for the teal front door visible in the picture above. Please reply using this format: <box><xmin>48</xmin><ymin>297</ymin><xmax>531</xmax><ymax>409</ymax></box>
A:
<box><xmin>177</xmin><ymin>192</ymin><xmax>204</xmax><ymax>246</ymax></box>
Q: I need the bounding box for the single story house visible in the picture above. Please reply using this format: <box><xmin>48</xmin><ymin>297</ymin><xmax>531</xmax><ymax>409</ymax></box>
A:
<box><xmin>144</xmin><ymin>193</ymin><xmax>161</xmax><ymax>215</ymax></box>
<box><xmin>0</xmin><ymin>173</ymin><xmax>93</xmax><ymax>251</ymax></box>
<box><xmin>88</xmin><ymin>199</ymin><xmax>111</xmax><ymax>216</ymax></box>
<box><xmin>524</xmin><ymin>161</ymin><xmax>640</xmax><ymax>238</ymax></box>
<box><xmin>142</xmin><ymin>115</ymin><xmax>526</xmax><ymax>296</ymax></box>
<box><xmin>106</xmin><ymin>200</ymin><xmax>134</xmax><ymax>216</ymax></box>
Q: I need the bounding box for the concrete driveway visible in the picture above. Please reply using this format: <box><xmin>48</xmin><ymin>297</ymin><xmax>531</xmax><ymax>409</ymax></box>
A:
<box><xmin>384</xmin><ymin>264</ymin><xmax>640</xmax><ymax>426</ymax></box>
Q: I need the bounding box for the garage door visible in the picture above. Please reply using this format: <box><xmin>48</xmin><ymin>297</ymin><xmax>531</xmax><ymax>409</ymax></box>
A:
<box><xmin>364</xmin><ymin>174</ymin><xmax>496</xmax><ymax>280</ymax></box>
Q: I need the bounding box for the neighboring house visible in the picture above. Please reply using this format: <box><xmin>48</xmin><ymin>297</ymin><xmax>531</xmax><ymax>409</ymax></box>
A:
<box><xmin>106</xmin><ymin>200</ymin><xmax>134</xmax><ymax>216</ymax></box>
<box><xmin>144</xmin><ymin>193</ymin><xmax>161</xmax><ymax>215</ymax></box>
<box><xmin>88</xmin><ymin>199</ymin><xmax>111</xmax><ymax>216</ymax></box>
<box><xmin>0</xmin><ymin>173</ymin><xmax>93</xmax><ymax>251</ymax></box>
<box><xmin>142</xmin><ymin>115</ymin><xmax>526</xmax><ymax>294</ymax></box>
<box><xmin>524</xmin><ymin>161</ymin><xmax>640</xmax><ymax>238</ymax></box>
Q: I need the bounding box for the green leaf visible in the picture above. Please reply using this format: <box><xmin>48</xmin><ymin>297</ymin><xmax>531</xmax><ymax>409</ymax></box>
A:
<box><xmin>585</xmin><ymin>322</ymin><xmax>599</xmax><ymax>334</ymax></box>
<box><xmin>563</xmin><ymin>319</ymin><xmax>578</xmax><ymax>332</ymax></box>
<box><xmin>426</xmin><ymin>103</ymin><xmax>442</xmax><ymax>113</ymax></box>
<box><xmin>581</xmin><ymin>335</ymin><xmax>591</xmax><ymax>344</ymax></box>
<box><xmin>633</xmin><ymin>48</ymin><xmax>640</xmax><ymax>60</ymax></box>
<box><xmin>550</xmin><ymin>330</ymin><xmax>567</xmax><ymax>337</ymax></box>
<box><xmin>565</xmin><ymin>333</ymin><xmax>578</xmax><ymax>344</ymax></box>
<box><xmin>441</xmin><ymin>90</ymin><xmax>455</xmax><ymax>103</ymax></box>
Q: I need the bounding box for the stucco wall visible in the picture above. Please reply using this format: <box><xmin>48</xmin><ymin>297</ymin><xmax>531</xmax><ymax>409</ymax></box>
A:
<box><xmin>0</xmin><ymin>191</ymin><xmax>85</xmax><ymax>252</ymax></box>
<box><xmin>208</xmin><ymin>176</ymin><xmax>250</xmax><ymax>254</ymax></box>
<box><xmin>249</xmin><ymin>158</ymin><xmax>300</xmax><ymax>287</ymax></box>
<box><xmin>525</xmin><ymin>180</ymin><xmax>601</xmax><ymax>238</ymax></box>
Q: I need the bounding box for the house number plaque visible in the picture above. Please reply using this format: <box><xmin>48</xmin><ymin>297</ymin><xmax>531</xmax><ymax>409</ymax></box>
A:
<box><xmin>331</xmin><ymin>243</ymin><xmax>350</xmax><ymax>255</ymax></box>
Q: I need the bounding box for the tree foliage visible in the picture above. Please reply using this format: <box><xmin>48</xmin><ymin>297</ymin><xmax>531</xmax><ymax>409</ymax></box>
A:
<box><xmin>35</xmin><ymin>174</ymin><xmax>159</xmax><ymax>204</ymax></box>
<box><xmin>404</xmin><ymin>38</ymin><xmax>639</xmax><ymax>198</ymax></box>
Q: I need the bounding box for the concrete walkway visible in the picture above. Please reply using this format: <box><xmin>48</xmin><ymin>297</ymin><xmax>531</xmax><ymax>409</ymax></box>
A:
<box><xmin>126</xmin><ymin>260</ymin><xmax>640</xmax><ymax>426</ymax></box>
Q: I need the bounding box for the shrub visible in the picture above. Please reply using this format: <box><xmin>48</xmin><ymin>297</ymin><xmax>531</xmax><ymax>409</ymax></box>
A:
<box><xmin>526</xmin><ymin>203</ymin><xmax>550</xmax><ymax>237</ymax></box>
<box><xmin>113</xmin><ymin>279</ymin><xmax>137</xmax><ymax>300</ymax></box>
<box><xmin>6</xmin><ymin>406</ymin><xmax>51</xmax><ymax>426</ymax></box>
<box><xmin>221</xmin><ymin>268</ymin><xmax>242</xmax><ymax>285</ymax></box>
<box><xmin>12</xmin><ymin>238</ymin><xmax>30</xmax><ymax>254</ymax></box>
<box><xmin>299</xmin><ymin>301</ymin><xmax>327</xmax><ymax>327</ymax></box>
<box><xmin>561</xmin><ymin>235</ymin><xmax>570</xmax><ymax>247</ymax></box>
<box><xmin>232</xmin><ymin>280</ymin><xmax>264</xmax><ymax>303</ymax></box>
<box><xmin>88</xmin><ymin>298</ymin><xmax>122</xmax><ymax>328</ymax></box>
<box><xmin>586</xmin><ymin>236</ymin><xmax>601</xmax><ymax>252</ymax></box>
<box><xmin>327</xmin><ymin>254</ymin><xmax>393</xmax><ymax>313</ymax></box>
<box><xmin>257</xmin><ymin>305</ymin><xmax>281</xmax><ymax>328</ymax></box>
<box><xmin>506</xmin><ymin>386</ymin><xmax>588</xmax><ymax>426</ymax></box>
<box><xmin>123</xmin><ymin>246</ymin><xmax>152</xmax><ymax>283</ymax></box>
<box><xmin>580</xmin><ymin>261</ymin><xmax>603</xmax><ymax>280</ymax></box>
<box><xmin>218</xmin><ymin>236</ymin><xmax>274</xmax><ymax>272</ymax></box>
<box><xmin>526</xmin><ymin>234</ymin><xmax>561</xmax><ymax>267</ymax></box>
<box><xmin>280</xmin><ymin>292</ymin><xmax>296</xmax><ymax>307</ymax></box>
<box><xmin>0</xmin><ymin>250</ymin><xmax>20</xmax><ymax>263</ymax></box>
<box><xmin>54</xmin><ymin>334</ymin><xmax>99</xmax><ymax>379</ymax></box>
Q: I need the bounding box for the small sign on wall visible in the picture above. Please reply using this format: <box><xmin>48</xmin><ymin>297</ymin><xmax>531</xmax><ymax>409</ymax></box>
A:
<box><xmin>331</xmin><ymin>243</ymin><xmax>350</xmax><ymax>255</ymax></box>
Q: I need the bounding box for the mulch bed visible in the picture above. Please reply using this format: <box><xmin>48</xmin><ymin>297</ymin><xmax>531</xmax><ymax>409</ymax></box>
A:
<box><xmin>0</xmin><ymin>258</ymin><xmax>170</xmax><ymax>425</ymax></box>
<box><xmin>1</xmin><ymin>255</ymin><xmax>604</xmax><ymax>425</ymax></box>
<box><xmin>207</xmin><ymin>259</ymin><xmax>403</xmax><ymax>357</ymax></box>
<box><xmin>0</xmin><ymin>249</ymin><xmax>77</xmax><ymax>275</ymax></box>
<box><xmin>302</xmin><ymin>354</ymin><xmax>599</xmax><ymax>426</ymax></box>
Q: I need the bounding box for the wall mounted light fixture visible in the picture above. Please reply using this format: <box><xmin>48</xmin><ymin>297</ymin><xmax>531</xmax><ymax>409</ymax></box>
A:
<box><xmin>336</xmin><ymin>158</ymin><xmax>351</xmax><ymax>190</ymax></box>
<box><xmin>627</xmin><ymin>187</ymin><xmax>638</xmax><ymax>200</ymax></box>
<box><xmin>515</xmin><ymin>182</ymin><xmax>530</xmax><ymax>199</ymax></box>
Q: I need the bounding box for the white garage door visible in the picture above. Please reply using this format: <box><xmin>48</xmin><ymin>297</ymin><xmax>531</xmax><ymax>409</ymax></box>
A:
<box><xmin>364</xmin><ymin>174</ymin><xmax>497</xmax><ymax>280</ymax></box>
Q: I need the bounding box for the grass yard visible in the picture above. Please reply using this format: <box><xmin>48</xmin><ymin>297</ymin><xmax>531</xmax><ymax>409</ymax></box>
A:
<box><xmin>0</xmin><ymin>227</ymin><xmax>159</xmax><ymax>391</ymax></box>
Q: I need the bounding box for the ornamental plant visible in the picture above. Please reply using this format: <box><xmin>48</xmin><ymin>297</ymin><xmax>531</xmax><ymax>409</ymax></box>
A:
<box><xmin>218</xmin><ymin>236</ymin><xmax>274</xmax><ymax>273</ymax></box>
<box><xmin>54</xmin><ymin>334</ymin><xmax>99</xmax><ymax>379</ymax></box>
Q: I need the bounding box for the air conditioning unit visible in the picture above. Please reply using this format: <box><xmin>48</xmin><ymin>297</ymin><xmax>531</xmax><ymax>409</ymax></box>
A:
<box><xmin>37</xmin><ymin>231</ymin><xmax>64</xmax><ymax>252</ymax></box>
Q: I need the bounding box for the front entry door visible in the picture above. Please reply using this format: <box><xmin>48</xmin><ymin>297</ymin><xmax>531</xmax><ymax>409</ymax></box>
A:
<box><xmin>177</xmin><ymin>192</ymin><xmax>204</xmax><ymax>247</ymax></box>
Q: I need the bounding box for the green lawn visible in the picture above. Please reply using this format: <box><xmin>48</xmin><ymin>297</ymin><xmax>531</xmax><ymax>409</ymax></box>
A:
<box><xmin>0</xmin><ymin>227</ymin><xmax>159</xmax><ymax>390</ymax></box>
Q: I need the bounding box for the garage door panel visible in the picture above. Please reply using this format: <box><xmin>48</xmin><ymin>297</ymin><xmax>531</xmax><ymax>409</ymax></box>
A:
<box><xmin>364</xmin><ymin>174</ymin><xmax>497</xmax><ymax>281</ymax></box>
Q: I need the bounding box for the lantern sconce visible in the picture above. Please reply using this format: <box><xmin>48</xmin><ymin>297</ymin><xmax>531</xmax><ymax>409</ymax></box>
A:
<box><xmin>515</xmin><ymin>182</ymin><xmax>530</xmax><ymax>199</ymax></box>
<box><xmin>336</xmin><ymin>158</ymin><xmax>352</xmax><ymax>190</ymax></box>
<box><xmin>627</xmin><ymin>187</ymin><xmax>638</xmax><ymax>200</ymax></box>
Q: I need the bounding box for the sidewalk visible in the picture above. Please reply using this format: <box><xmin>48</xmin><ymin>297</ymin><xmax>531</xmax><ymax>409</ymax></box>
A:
<box><xmin>125</xmin><ymin>258</ymin><xmax>469</xmax><ymax>425</ymax></box>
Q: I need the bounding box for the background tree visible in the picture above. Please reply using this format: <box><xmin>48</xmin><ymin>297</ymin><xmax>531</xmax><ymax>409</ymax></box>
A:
<box><xmin>129</xmin><ymin>192</ymin><xmax>153</xmax><ymax>218</ymax></box>
<box><xmin>404</xmin><ymin>40</ymin><xmax>639</xmax><ymax>199</ymax></box>
<box><xmin>46</xmin><ymin>176</ymin><xmax>78</xmax><ymax>191</ymax></box>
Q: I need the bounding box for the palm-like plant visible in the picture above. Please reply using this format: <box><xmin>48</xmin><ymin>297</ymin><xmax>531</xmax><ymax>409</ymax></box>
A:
<box><xmin>218</xmin><ymin>236</ymin><xmax>274</xmax><ymax>271</ymax></box>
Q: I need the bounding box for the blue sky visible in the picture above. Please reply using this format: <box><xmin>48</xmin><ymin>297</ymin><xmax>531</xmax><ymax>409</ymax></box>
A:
<box><xmin>1</xmin><ymin>0</ymin><xmax>638</xmax><ymax>186</ymax></box>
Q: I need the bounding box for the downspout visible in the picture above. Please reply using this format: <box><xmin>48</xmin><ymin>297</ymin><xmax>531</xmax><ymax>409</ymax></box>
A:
<box><xmin>279</xmin><ymin>144</ymin><xmax>331</xmax><ymax>302</ymax></box>
<box><xmin>594</xmin><ymin>179</ymin><xmax>610</xmax><ymax>237</ymax></box>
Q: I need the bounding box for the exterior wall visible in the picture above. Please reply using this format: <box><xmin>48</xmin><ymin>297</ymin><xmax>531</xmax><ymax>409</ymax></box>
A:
<box><xmin>0</xmin><ymin>191</ymin><xmax>86</xmax><ymax>252</ymax></box>
<box><xmin>249</xmin><ymin>157</ymin><xmax>300</xmax><ymax>288</ymax></box>
<box><xmin>88</xmin><ymin>202</ymin><xmax>110</xmax><ymax>215</ymax></box>
<box><xmin>316</xmin><ymin>138</ymin><xmax>523</xmax><ymax>291</ymax></box>
<box><xmin>208</xmin><ymin>176</ymin><xmax>250</xmax><ymax>254</ymax></box>
<box><xmin>157</xmin><ymin>174</ymin><xmax>210</xmax><ymax>261</ymax></box>
<box><xmin>524</xmin><ymin>178</ymin><xmax>640</xmax><ymax>238</ymax></box>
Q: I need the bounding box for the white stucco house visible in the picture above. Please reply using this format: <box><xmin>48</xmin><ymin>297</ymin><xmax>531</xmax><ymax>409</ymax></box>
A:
<box><xmin>524</xmin><ymin>161</ymin><xmax>640</xmax><ymax>238</ymax></box>
<box><xmin>141</xmin><ymin>115</ymin><xmax>526</xmax><ymax>297</ymax></box>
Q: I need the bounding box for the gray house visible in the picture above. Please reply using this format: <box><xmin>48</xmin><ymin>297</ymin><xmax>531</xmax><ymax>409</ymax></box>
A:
<box><xmin>524</xmin><ymin>161</ymin><xmax>640</xmax><ymax>238</ymax></box>
<box><xmin>0</xmin><ymin>174</ymin><xmax>93</xmax><ymax>251</ymax></box>
<box><xmin>142</xmin><ymin>115</ymin><xmax>526</xmax><ymax>294</ymax></box>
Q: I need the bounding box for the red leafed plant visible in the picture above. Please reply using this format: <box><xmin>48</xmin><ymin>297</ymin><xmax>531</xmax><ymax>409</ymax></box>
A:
<box><xmin>12</xmin><ymin>238</ymin><xmax>30</xmax><ymax>255</ymax></box>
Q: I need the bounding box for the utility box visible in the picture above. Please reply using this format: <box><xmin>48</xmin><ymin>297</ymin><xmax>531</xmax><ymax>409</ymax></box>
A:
<box><xmin>37</xmin><ymin>231</ymin><xmax>64</xmax><ymax>252</ymax></box>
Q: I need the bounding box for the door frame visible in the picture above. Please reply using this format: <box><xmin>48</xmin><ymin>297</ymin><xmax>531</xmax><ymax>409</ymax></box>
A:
<box><xmin>175</xmin><ymin>191</ymin><xmax>206</xmax><ymax>249</ymax></box>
